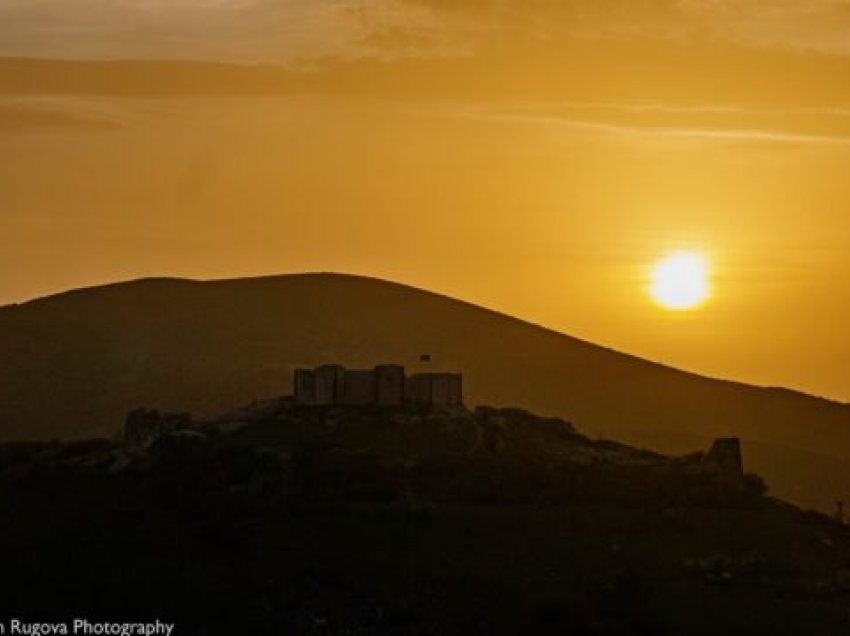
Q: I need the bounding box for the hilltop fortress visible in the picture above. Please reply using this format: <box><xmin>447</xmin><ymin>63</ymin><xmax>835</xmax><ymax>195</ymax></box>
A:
<box><xmin>294</xmin><ymin>364</ymin><xmax>463</xmax><ymax>408</ymax></box>
<box><xmin>125</xmin><ymin>363</ymin><xmax>465</xmax><ymax>449</ymax></box>
<box><xmin>121</xmin><ymin>363</ymin><xmax>744</xmax><ymax>483</ymax></box>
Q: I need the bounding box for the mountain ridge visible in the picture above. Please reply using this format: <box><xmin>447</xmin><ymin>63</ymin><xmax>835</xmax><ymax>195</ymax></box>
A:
<box><xmin>4</xmin><ymin>272</ymin><xmax>834</xmax><ymax>398</ymax></box>
<box><xmin>2</xmin><ymin>272</ymin><xmax>850</xmax><ymax>511</ymax></box>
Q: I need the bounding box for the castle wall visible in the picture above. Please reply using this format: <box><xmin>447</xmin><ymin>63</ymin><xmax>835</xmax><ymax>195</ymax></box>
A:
<box><xmin>375</xmin><ymin>365</ymin><xmax>405</xmax><ymax>406</ymax></box>
<box><xmin>342</xmin><ymin>369</ymin><xmax>376</xmax><ymax>405</ymax></box>
<box><xmin>124</xmin><ymin>409</ymin><xmax>189</xmax><ymax>449</ymax></box>
<box><xmin>703</xmin><ymin>437</ymin><xmax>743</xmax><ymax>480</ymax></box>
<box><xmin>295</xmin><ymin>365</ymin><xmax>464</xmax><ymax>408</ymax></box>
<box><xmin>447</xmin><ymin>374</ymin><xmax>463</xmax><ymax>406</ymax></box>
<box><xmin>408</xmin><ymin>374</ymin><xmax>433</xmax><ymax>405</ymax></box>
<box><xmin>431</xmin><ymin>374</ymin><xmax>452</xmax><ymax>406</ymax></box>
<box><xmin>408</xmin><ymin>373</ymin><xmax>464</xmax><ymax>407</ymax></box>
<box><xmin>294</xmin><ymin>369</ymin><xmax>317</xmax><ymax>405</ymax></box>
<box><xmin>315</xmin><ymin>365</ymin><xmax>346</xmax><ymax>405</ymax></box>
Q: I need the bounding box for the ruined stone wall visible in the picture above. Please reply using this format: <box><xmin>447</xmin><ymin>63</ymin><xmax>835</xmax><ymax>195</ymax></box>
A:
<box><xmin>295</xmin><ymin>365</ymin><xmax>464</xmax><ymax>408</ymax></box>
<box><xmin>343</xmin><ymin>369</ymin><xmax>376</xmax><ymax>405</ymax></box>
<box><xmin>315</xmin><ymin>365</ymin><xmax>346</xmax><ymax>405</ymax></box>
<box><xmin>408</xmin><ymin>373</ymin><xmax>464</xmax><ymax>407</ymax></box>
<box><xmin>407</xmin><ymin>374</ymin><xmax>432</xmax><ymax>405</ymax></box>
<box><xmin>294</xmin><ymin>369</ymin><xmax>317</xmax><ymax>405</ymax></box>
<box><xmin>447</xmin><ymin>374</ymin><xmax>463</xmax><ymax>406</ymax></box>
<box><xmin>431</xmin><ymin>374</ymin><xmax>452</xmax><ymax>405</ymax></box>
<box><xmin>125</xmin><ymin>409</ymin><xmax>190</xmax><ymax>449</ymax></box>
<box><xmin>376</xmin><ymin>365</ymin><xmax>405</xmax><ymax>406</ymax></box>
<box><xmin>703</xmin><ymin>437</ymin><xmax>743</xmax><ymax>480</ymax></box>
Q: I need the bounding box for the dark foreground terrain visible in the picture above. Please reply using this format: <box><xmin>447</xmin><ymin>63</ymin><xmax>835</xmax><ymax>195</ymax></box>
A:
<box><xmin>2</xmin><ymin>403</ymin><xmax>850</xmax><ymax>635</ymax></box>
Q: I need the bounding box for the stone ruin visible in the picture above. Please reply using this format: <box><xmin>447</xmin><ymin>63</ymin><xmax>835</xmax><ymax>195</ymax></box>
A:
<box><xmin>702</xmin><ymin>437</ymin><xmax>744</xmax><ymax>480</ymax></box>
<box><xmin>120</xmin><ymin>372</ymin><xmax>747</xmax><ymax>490</ymax></box>
<box><xmin>124</xmin><ymin>408</ymin><xmax>191</xmax><ymax>450</ymax></box>
<box><xmin>294</xmin><ymin>364</ymin><xmax>463</xmax><ymax>408</ymax></box>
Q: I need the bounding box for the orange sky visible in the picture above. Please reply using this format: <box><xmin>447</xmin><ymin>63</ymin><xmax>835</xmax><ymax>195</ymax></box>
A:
<box><xmin>3</xmin><ymin>1</ymin><xmax>850</xmax><ymax>401</ymax></box>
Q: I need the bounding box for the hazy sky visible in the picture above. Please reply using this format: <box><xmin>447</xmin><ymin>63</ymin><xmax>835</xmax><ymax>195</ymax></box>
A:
<box><xmin>4</xmin><ymin>1</ymin><xmax>850</xmax><ymax>401</ymax></box>
<box><xmin>4</xmin><ymin>1</ymin><xmax>850</xmax><ymax>60</ymax></box>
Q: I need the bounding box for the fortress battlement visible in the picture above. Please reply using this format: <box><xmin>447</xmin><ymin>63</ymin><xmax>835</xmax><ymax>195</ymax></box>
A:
<box><xmin>294</xmin><ymin>364</ymin><xmax>463</xmax><ymax>408</ymax></box>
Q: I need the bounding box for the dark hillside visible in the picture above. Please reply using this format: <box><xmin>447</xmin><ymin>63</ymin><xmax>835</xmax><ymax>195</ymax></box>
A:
<box><xmin>2</xmin><ymin>273</ymin><xmax>850</xmax><ymax>511</ymax></box>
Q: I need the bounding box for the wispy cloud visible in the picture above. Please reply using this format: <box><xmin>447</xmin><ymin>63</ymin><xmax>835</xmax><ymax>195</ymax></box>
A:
<box><xmin>390</xmin><ymin>0</ymin><xmax>850</xmax><ymax>56</ymax></box>
<box><xmin>0</xmin><ymin>0</ymin><xmax>380</xmax><ymax>61</ymax></box>
<box><xmin>680</xmin><ymin>0</ymin><xmax>850</xmax><ymax>55</ymax></box>
<box><xmin>2</xmin><ymin>0</ymin><xmax>850</xmax><ymax>127</ymax></box>
<box><xmin>0</xmin><ymin>97</ymin><xmax>124</xmax><ymax>133</ymax></box>
<box><xmin>478</xmin><ymin>101</ymin><xmax>850</xmax><ymax>147</ymax></box>
<box><xmin>2</xmin><ymin>0</ymin><xmax>850</xmax><ymax>62</ymax></box>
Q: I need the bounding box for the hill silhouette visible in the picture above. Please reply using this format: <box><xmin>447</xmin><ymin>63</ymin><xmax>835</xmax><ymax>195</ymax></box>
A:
<box><xmin>2</xmin><ymin>272</ymin><xmax>850</xmax><ymax>511</ymax></box>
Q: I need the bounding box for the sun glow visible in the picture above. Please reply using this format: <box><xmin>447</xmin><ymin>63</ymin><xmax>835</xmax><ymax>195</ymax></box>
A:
<box><xmin>650</xmin><ymin>251</ymin><xmax>710</xmax><ymax>311</ymax></box>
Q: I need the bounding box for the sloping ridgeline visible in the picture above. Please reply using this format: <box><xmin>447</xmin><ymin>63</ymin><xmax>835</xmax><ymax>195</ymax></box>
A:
<box><xmin>1</xmin><ymin>273</ymin><xmax>850</xmax><ymax>512</ymax></box>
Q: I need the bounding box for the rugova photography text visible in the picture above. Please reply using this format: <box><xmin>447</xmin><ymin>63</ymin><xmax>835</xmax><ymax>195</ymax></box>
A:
<box><xmin>0</xmin><ymin>621</ymin><xmax>174</xmax><ymax>636</ymax></box>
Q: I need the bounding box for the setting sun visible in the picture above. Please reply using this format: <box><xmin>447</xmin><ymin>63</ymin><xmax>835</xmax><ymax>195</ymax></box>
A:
<box><xmin>650</xmin><ymin>251</ymin><xmax>710</xmax><ymax>311</ymax></box>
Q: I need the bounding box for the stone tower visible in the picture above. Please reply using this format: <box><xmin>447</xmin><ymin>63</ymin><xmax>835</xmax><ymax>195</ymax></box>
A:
<box><xmin>703</xmin><ymin>437</ymin><xmax>744</xmax><ymax>480</ymax></box>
